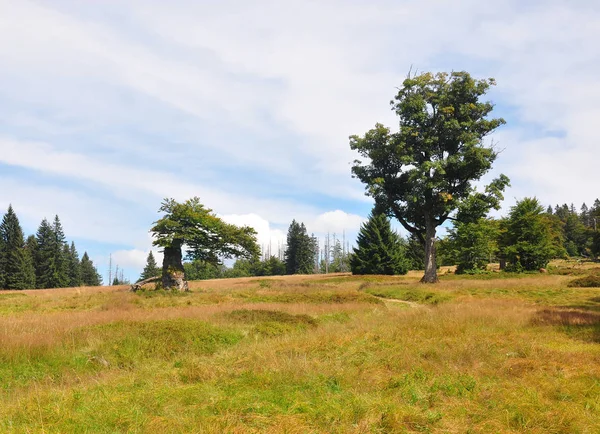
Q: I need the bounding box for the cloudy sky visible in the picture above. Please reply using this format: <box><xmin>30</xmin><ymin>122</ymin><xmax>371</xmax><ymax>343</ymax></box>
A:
<box><xmin>1</xmin><ymin>0</ymin><xmax>598</xmax><ymax>282</ymax></box>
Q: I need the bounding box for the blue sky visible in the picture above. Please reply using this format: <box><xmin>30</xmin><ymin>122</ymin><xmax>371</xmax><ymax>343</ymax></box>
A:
<box><xmin>1</xmin><ymin>0</ymin><xmax>598</xmax><ymax>282</ymax></box>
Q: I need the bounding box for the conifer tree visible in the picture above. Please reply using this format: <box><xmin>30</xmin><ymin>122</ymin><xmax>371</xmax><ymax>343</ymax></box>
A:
<box><xmin>139</xmin><ymin>251</ymin><xmax>161</xmax><ymax>282</ymax></box>
<box><xmin>0</xmin><ymin>211</ymin><xmax>5</xmax><ymax>289</ymax></box>
<box><xmin>499</xmin><ymin>198</ymin><xmax>563</xmax><ymax>271</ymax></box>
<box><xmin>24</xmin><ymin>235</ymin><xmax>37</xmax><ymax>288</ymax></box>
<box><xmin>21</xmin><ymin>242</ymin><xmax>36</xmax><ymax>289</ymax></box>
<box><xmin>80</xmin><ymin>252</ymin><xmax>102</xmax><ymax>286</ymax></box>
<box><xmin>52</xmin><ymin>216</ymin><xmax>70</xmax><ymax>287</ymax></box>
<box><xmin>0</xmin><ymin>206</ymin><xmax>35</xmax><ymax>289</ymax></box>
<box><xmin>284</xmin><ymin>220</ymin><xmax>315</xmax><ymax>275</ymax></box>
<box><xmin>66</xmin><ymin>241</ymin><xmax>81</xmax><ymax>287</ymax></box>
<box><xmin>35</xmin><ymin>218</ymin><xmax>57</xmax><ymax>289</ymax></box>
<box><xmin>350</xmin><ymin>212</ymin><xmax>409</xmax><ymax>275</ymax></box>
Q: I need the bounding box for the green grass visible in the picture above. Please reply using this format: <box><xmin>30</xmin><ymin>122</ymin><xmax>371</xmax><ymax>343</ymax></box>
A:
<box><xmin>1</xmin><ymin>267</ymin><xmax>600</xmax><ymax>432</ymax></box>
<box><xmin>362</xmin><ymin>284</ymin><xmax>454</xmax><ymax>305</ymax></box>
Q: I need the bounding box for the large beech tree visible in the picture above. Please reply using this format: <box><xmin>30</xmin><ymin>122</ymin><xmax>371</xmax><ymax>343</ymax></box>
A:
<box><xmin>351</xmin><ymin>71</ymin><xmax>509</xmax><ymax>283</ymax></box>
<box><xmin>150</xmin><ymin>198</ymin><xmax>259</xmax><ymax>290</ymax></box>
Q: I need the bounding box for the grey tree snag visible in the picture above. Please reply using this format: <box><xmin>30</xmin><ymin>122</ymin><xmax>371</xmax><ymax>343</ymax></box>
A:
<box><xmin>162</xmin><ymin>239</ymin><xmax>188</xmax><ymax>291</ymax></box>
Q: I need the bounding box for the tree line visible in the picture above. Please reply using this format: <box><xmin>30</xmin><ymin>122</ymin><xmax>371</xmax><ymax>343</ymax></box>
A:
<box><xmin>95</xmin><ymin>69</ymin><xmax>600</xmax><ymax>289</ymax></box>
<box><xmin>438</xmin><ymin>198</ymin><xmax>600</xmax><ymax>273</ymax></box>
<box><xmin>0</xmin><ymin>205</ymin><xmax>102</xmax><ymax>290</ymax></box>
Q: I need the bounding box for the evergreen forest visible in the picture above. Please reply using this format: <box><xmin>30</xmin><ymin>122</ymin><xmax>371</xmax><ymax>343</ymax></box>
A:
<box><xmin>0</xmin><ymin>205</ymin><xmax>102</xmax><ymax>290</ymax></box>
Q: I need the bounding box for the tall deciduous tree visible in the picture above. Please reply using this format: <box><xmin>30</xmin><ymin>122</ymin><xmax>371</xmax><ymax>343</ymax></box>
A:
<box><xmin>151</xmin><ymin>198</ymin><xmax>259</xmax><ymax>290</ymax></box>
<box><xmin>350</xmin><ymin>212</ymin><xmax>409</xmax><ymax>275</ymax></box>
<box><xmin>284</xmin><ymin>220</ymin><xmax>315</xmax><ymax>275</ymax></box>
<box><xmin>139</xmin><ymin>251</ymin><xmax>161</xmax><ymax>282</ymax></box>
<box><xmin>351</xmin><ymin>71</ymin><xmax>508</xmax><ymax>282</ymax></box>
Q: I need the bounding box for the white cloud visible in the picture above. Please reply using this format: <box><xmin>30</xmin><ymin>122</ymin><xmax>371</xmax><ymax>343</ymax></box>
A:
<box><xmin>110</xmin><ymin>248</ymin><xmax>163</xmax><ymax>271</ymax></box>
<box><xmin>1</xmin><ymin>0</ymin><xmax>599</xmax><ymax>277</ymax></box>
<box><xmin>309</xmin><ymin>210</ymin><xmax>366</xmax><ymax>235</ymax></box>
<box><xmin>222</xmin><ymin>213</ymin><xmax>287</xmax><ymax>255</ymax></box>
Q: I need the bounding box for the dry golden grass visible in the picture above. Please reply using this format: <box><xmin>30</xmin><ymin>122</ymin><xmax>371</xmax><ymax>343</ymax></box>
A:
<box><xmin>1</xmin><ymin>266</ymin><xmax>600</xmax><ymax>432</ymax></box>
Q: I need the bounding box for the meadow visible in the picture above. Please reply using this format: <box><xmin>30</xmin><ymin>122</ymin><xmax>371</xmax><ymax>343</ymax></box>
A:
<box><xmin>1</xmin><ymin>263</ymin><xmax>599</xmax><ymax>433</ymax></box>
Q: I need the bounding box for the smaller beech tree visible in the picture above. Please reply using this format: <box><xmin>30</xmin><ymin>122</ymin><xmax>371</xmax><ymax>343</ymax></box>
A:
<box><xmin>151</xmin><ymin>198</ymin><xmax>259</xmax><ymax>290</ymax></box>
<box><xmin>447</xmin><ymin>218</ymin><xmax>499</xmax><ymax>274</ymax></box>
<box><xmin>351</xmin><ymin>212</ymin><xmax>409</xmax><ymax>275</ymax></box>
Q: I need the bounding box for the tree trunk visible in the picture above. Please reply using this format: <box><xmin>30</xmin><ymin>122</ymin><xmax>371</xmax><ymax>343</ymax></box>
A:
<box><xmin>421</xmin><ymin>218</ymin><xmax>439</xmax><ymax>283</ymax></box>
<box><xmin>162</xmin><ymin>239</ymin><xmax>188</xmax><ymax>291</ymax></box>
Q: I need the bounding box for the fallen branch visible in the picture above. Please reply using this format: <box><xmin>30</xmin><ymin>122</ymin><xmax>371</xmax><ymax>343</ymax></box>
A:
<box><xmin>130</xmin><ymin>276</ymin><xmax>161</xmax><ymax>292</ymax></box>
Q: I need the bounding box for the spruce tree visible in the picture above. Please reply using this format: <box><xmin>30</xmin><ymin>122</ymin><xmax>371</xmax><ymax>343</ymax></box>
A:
<box><xmin>0</xmin><ymin>210</ymin><xmax>5</xmax><ymax>289</ymax></box>
<box><xmin>499</xmin><ymin>198</ymin><xmax>563</xmax><ymax>271</ymax></box>
<box><xmin>80</xmin><ymin>252</ymin><xmax>102</xmax><ymax>286</ymax></box>
<box><xmin>350</xmin><ymin>212</ymin><xmax>409</xmax><ymax>275</ymax></box>
<box><xmin>35</xmin><ymin>218</ymin><xmax>57</xmax><ymax>289</ymax></box>
<box><xmin>52</xmin><ymin>216</ymin><xmax>70</xmax><ymax>287</ymax></box>
<box><xmin>24</xmin><ymin>235</ymin><xmax>37</xmax><ymax>288</ymax></box>
<box><xmin>139</xmin><ymin>251</ymin><xmax>160</xmax><ymax>282</ymax></box>
<box><xmin>284</xmin><ymin>220</ymin><xmax>315</xmax><ymax>275</ymax></box>
<box><xmin>21</xmin><ymin>243</ymin><xmax>36</xmax><ymax>289</ymax></box>
<box><xmin>66</xmin><ymin>241</ymin><xmax>81</xmax><ymax>287</ymax></box>
<box><xmin>0</xmin><ymin>206</ymin><xmax>35</xmax><ymax>289</ymax></box>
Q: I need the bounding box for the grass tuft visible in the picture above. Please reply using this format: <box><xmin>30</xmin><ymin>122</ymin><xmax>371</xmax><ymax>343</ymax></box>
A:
<box><xmin>567</xmin><ymin>274</ymin><xmax>600</xmax><ymax>288</ymax></box>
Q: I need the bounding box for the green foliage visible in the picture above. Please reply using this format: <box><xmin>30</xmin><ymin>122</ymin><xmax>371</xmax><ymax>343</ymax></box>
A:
<box><xmin>592</xmin><ymin>232</ymin><xmax>600</xmax><ymax>259</ymax></box>
<box><xmin>184</xmin><ymin>259</ymin><xmax>226</xmax><ymax>280</ymax></box>
<box><xmin>260</xmin><ymin>255</ymin><xmax>286</xmax><ymax>276</ymax></box>
<box><xmin>404</xmin><ymin>233</ymin><xmax>426</xmax><ymax>270</ymax></box>
<box><xmin>34</xmin><ymin>217</ymin><xmax>65</xmax><ymax>289</ymax></box>
<box><xmin>0</xmin><ymin>206</ymin><xmax>35</xmax><ymax>289</ymax></box>
<box><xmin>138</xmin><ymin>251</ymin><xmax>161</xmax><ymax>282</ymax></box>
<box><xmin>151</xmin><ymin>197</ymin><xmax>259</xmax><ymax>265</ymax></box>
<box><xmin>51</xmin><ymin>215</ymin><xmax>70</xmax><ymax>287</ymax></box>
<box><xmin>66</xmin><ymin>241</ymin><xmax>81</xmax><ymax>287</ymax></box>
<box><xmin>80</xmin><ymin>252</ymin><xmax>102</xmax><ymax>286</ymax></box>
<box><xmin>446</xmin><ymin>218</ymin><xmax>499</xmax><ymax>274</ymax></box>
<box><xmin>499</xmin><ymin>198</ymin><xmax>563</xmax><ymax>271</ymax></box>
<box><xmin>350</xmin><ymin>71</ymin><xmax>508</xmax><ymax>282</ymax></box>
<box><xmin>552</xmin><ymin>203</ymin><xmax>591</xmax><ymax>257</ymax></box>
<box><xmin>284</xmin><ymin>220</ymin><xmax>315</xmax><ymax>275</ymax></box>
<box><xmin>350</xmin><ymin>212</ymin><xmax>409</xmax><ymax>275</ymax></box>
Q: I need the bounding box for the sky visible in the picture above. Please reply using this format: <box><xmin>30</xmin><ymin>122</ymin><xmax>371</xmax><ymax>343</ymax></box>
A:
<box><xmin>1</xmin><ymin>0</ymin><xmax>599</xmax><ymax>283</ymax></box>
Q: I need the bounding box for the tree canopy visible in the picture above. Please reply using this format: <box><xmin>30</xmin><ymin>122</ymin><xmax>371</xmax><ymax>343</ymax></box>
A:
<box><xmin>150</xmin><ymin>198</ymin><xmax>259</xmax><ymax>290</ymax></box>
<box><xmin>350</xmin><ymin>70</ymin><xmax>509</xmax><ymax>282</ymax></box>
